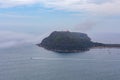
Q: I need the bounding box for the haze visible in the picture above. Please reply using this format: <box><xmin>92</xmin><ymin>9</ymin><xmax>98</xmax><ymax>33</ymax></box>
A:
<box><xmin>0</xmin><ymin>0</ymin><xmax>120</xmax><ymax>48</ymax></box>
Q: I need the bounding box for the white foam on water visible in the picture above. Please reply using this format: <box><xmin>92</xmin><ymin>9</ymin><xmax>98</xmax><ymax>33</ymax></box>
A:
<box><xmin>31</xmin><ymin>57</ymin><xmax>94</xmax><ymax>60</ymax></box>
<box><xmin>31</xmin><ymin>57</ymin><xmax>120</xmax><ymax>62</ymax></box>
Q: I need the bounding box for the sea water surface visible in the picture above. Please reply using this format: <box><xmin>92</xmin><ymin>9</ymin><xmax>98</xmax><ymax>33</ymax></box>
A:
<box><xmin>0</xmin><ymin>44</ymin><xmax>120</xmax><ymax>80</ymax></box>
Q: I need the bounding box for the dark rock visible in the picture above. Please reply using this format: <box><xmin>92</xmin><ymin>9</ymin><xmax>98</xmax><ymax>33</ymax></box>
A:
<box><xmin>38</xmin><ymin>31</ymin><xmax>120</xmax><ymax>53</ymax></box>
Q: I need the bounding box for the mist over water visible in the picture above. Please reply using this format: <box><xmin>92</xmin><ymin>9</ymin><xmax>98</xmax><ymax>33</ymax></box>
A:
<box><xmin>0</xmin><ymin>0</ymin><xmax>120</xmax><ymax>79</ymax></box>
<box><xmin>0</xmin><ymin>30</ymin><xmax>120</xmax><ymax>80</ymax></box>
<box><xmin>89</xmin><ymin>33</ymin><xmax>120</xmax><ymax>44</ymax></box>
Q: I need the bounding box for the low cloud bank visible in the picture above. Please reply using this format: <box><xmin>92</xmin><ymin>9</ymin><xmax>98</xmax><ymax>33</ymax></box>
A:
<box><xmin>0</xmin><ymin>31</ymin><xmax>120</xmax><ymax>49</ymax></box>
<box><xmin>0</xmin><ymin>31</ymin><xmax>48</xmax><ymax>49</ymax></box>
<box><xmin>89</xmin><ymin>33</ymin><xmax>120</xmax><ymax>44</ymax></box>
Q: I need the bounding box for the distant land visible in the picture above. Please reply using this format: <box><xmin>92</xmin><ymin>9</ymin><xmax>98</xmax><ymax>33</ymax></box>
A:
<box><xmin>37</xmin><ymin>31</ymin><xmax>120</xmax><ymax>53</ymax></box>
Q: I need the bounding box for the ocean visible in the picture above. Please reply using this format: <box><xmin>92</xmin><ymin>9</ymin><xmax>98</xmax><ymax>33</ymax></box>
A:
<box><xmin>0</xmin><ymin>44</ymin><xmax>120</xmax><ymax>80</ymax></box>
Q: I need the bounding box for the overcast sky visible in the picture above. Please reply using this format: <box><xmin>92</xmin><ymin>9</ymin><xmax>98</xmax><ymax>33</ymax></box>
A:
<box><xmin>0</xmin><ymin>0</ymin><xmax>120</xmax><ymax>48</ymax></box>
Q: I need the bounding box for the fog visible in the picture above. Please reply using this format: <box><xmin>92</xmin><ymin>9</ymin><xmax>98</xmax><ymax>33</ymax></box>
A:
<box><xmin>89</xmin><ymin>33</ymin><xmax>120</xmax><ymax>44</ymax></box>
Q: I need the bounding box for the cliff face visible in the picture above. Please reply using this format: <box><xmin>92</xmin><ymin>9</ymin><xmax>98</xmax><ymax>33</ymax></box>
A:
<box><xmin>39</xmin><ymin>31</ymin><xmax>94</xmax><ymax>52</ymax></box>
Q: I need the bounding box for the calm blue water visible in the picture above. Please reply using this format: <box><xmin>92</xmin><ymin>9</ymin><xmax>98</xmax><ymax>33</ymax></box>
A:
<box><xmin>0</xmin><ymin>44</ymin><xmax>120</xmax><ymax>80</ymax></box>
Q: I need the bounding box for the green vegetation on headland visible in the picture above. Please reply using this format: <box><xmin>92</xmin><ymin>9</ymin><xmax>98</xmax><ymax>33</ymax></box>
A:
<box><xmin>37</xmin><ymin>31</ymin><xmax>120</xmax><ymax>53</ymax></box>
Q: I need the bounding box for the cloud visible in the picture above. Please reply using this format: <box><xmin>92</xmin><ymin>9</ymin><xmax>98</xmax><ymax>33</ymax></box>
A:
<box><xmin>0</xmin><ymin>0</ymin><xmax>120</xmax><ymax>15</ymax></box>
<box><xmin>0</xmin><ymin>41</ymin><xmax>18</xmax><ymax>48</ymax></box>
<box><xmin>0</xmin><ymin>31</ymin><xmax>47</xmax><ymax>48</ymax></box>
<box><xmin>0</xmin><ymin>0</ymin><xmax>39</xmax><ymax>8</ymax></box>
<box><xmin>89</xmin><ymin>33</ymin><xmax>120</xmax><ymax>44</ymax></box>
<box><xmin>41</xmin><ymin>0</ymin><xmax>120</xmax><ymax>15</ymax></box>
<box><xmin>74</xmin><ymin>20</ymin><xmax>96</xmax><ymax>32</ymax></box>
<box><xmin>0</xmin><ymin>13</ymin><xmax>38</xmax><ymax>18</ymax></box>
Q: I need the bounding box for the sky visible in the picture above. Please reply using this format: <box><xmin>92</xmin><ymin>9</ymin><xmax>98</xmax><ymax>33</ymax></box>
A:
<box><xmin>0</xmin><ymin>0</ymin><xmax>120</xmax><ymax>48</ymax></box>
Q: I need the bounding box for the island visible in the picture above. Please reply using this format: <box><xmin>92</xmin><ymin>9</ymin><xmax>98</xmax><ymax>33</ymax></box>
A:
<box><xmin>37</xmin><ymin>31</ymin><xmax>120</xmax><ymax>53</ymax></box>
